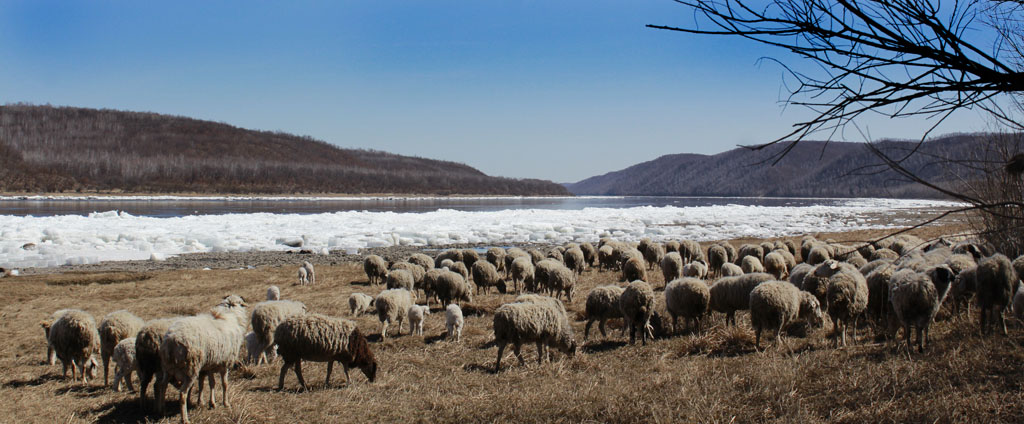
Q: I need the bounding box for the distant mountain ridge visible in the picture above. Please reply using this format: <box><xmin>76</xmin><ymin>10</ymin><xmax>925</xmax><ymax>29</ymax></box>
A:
<box><xmin>566</xmin><ymin>134</ymin><xmax>1004</xmax><ymax>198</ymax></box>
<box><xmin>0</xmin><ymin>105</ymin><xmax>569</xmax><ymax>195</ymax></box>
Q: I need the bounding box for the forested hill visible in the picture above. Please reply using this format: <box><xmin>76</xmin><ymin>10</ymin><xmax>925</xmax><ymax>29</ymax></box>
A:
<box><xmin>0</xmin><ymin>105</ymin><xmax>569</xmax><ymax>195</ymax></box>
<box><xmin>566</xmin><ymin>134</ymin><xmax>1007</xmax><ymax>198</ymax></box>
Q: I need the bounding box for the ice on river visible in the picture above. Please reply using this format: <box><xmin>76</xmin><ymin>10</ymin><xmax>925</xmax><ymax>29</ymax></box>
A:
<box><xmin>0</xmin><ymin>198</ymin><xmax>961</xmax><ymax>269</ymax></box>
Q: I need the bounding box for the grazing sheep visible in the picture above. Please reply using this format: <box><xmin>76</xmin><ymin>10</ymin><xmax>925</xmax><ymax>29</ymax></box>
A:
<box><xmin>976</xmin><ymin>254</ymin><xmax>1018</xmax><ymax>335</ymax></box>
<box><xmin>664</xmin><ymin>278</ymin><xmax>711</xmax><ymax>333</ymax></box>
<box><xmin>864</xmin><ymin>261</ymin><xmax>897</xmax><ymax>325</ymax></box>
<box><xmin>111</xmin><ymin>337</ymin><xmax>137</xmax><ymax>392</ymax></box>
<box><xmin>300</xmin><ymin>261</ymin><xmax>316</xmax><ymax>285</ymax></box>
<box><xmin>720</xmin><ymin>263</ymin><xmax>744</xmax><ymax>277</ymax></box>
<box><xmin>679</xmin><ymin>240</ymin><xmax>705</xmax><ymax>264</ymax></box>
<box><xmin>545</xmin><ymin>248</ymin><xmax>564</xmax><ymax>263</ymax></box>
<box><xmin>41</xmin><ymin>309</ymin><xmax>75</xmax><ymax>366</ymax></box>
<box><xmin>493</xmin><ymin>298</ymin><xmax>577</xmax><ymax>371</ymax></box>
<box><xmin>48</xmin><ymin>309</ymin><xmax>100</xmax><ymax>383</ymax></box>
<box><xmin>661</xmin><ymin>252</ymin><xmax>684</xmax><ymax>283</ymax></box>
<box><xmin>891</xmin><ymin>234</ymin><xmax>925</xmax><ymax>255</ymax></box>
<box><xmin>245</xmin><ymin>332</ymin><xmax>268</xmax><ymax>365</ymax></box>
<box><xmin>622</xmin><ymin>257</ymin><xmax>647</xmax><ymax>283</ymax></box>
<box><xmin>584</xmin><ymin>285</ymin><xmax>625</xmax><ymax>340</ymax></box>
<box><xmin>297</xmin><ymin>266</ymin><xmax>309</xmax><ymax>285</ymax></box>
<box><xmin>528</xmin><ymin>249</ymin><xmax>545</xmax><ymax>265</ymax></box>
<box><xmin>376</xmin><ymin>289</ymin><xmax>415</xmax><ymax>340</ymax></box>
<box><xmin>749</xmin><ymin>281</ymin><xmax>824</xmax><ymax>349</ymax></box>
<box><xmin>951</xmin><ymin>265</ymin><xmax>978</xmax><ymax>316</ymax></box>
<box><xmin>788</xmin><ymin>263</ymin><xmax>814</xmax><ymax>290</ymax></box>
<box><xmin>642</xmin><ymin>240</ymin><xmax>665</xmax><ymax>271</ymax></box>
<box><xmin>545</xmin><ymin>264</ymin><xmax>577</xmax><ymax>301</ymax></box>
<box><xmin>251</xmin><ymin>300</ymin><xmax>308</xmax><ymax>366</ymax></box>
<box><xmin>764</xmin><ymin>251</ymin><xmax>789</xmax><ymax>280</ymax></box>
<box><xmin>741</xmin><ymin>256</ymin><xmax>765</xmax><ymax>274</ymax></box>
<box><xmin>736</xmin><ymin>244</ymin><xmax>764</xmax><ymax>265</ymax></box>
<box><xmin>709</xmin><ymin>273</ymin><xmax>774</xmax><ymax>326</ymax></box>
<box><xmin>435</xmin><ymin>249</ymin><xmax>464</xmax><ymax>268</ymax></box>
<box><xmin>449</xmin><ymin>261</ymin><xmax>470</xmax><ymax>282</ymax></box>
<box><xmin>564</xmin><ymin>246</ymin><xmax>587</xmax><ymax>275</ymax></box>
<box><xmin>390</xmin><ymin>261</ymin><xmax>426</xmax><ymax>287</ymax></box>
<box><xmin>462</xmin><ymin>249</ymin><xmax>480</xmax><ymax>269</ymax></box>
<box><xmin>472</xmin><ymin>260</ymin><xmax>504</xmax><ymax>294</ymax></box>
<box><xmin>598</xmin><ymin>244</ymin><xmax>617</xmax><ymax>270</ymax></box>
<box><xmin>871</xmin><ymin>248</ymin><xmax>900</xmax><ymax>261</ymax></box>
<box><xmin>664</xmin><ymin>240</ymin><xmax>680</xmax><ymax>254</ymax></box>
<box><xmin>801</xmin><ymin>260</ymin><xmax>858</xmax><ymax>306</ymax></box>
<box><xmin>580</xmin><ymin>242</ymin><xmax>598</xmax><ymax>266</ymax></box>
<box><xmin>348</xmin><ymin>293</ymin><xmax>375</xmax><ymax>317</ymax></box>
<box><xmin>407</xmin><ymin>305</ymin><xmax>430</xmax><ymax>336</ymax></box>
<box><xmin>434</xmin><ymin>269</ymin><xmax>473</xmax><ymax>306</ymax></box>
<box><xmin>135</xmin><ymin>317</ymin><xmax>180</xmax><ymax>406</ymax></box>
<box><xmin>678</xmin><ymin>259</ymin><xmax>705</xmax><ymax>279</ymax></box>
<box><xmin>534</xmin><ymin>259</ymin><xmax>561</xmax><ymax>293</ymax></box>
<box><xmin>806</xmin><ymin>246</ymin><xmax>831</xmax><ymax>265</ymax></box>
<box><xmin>505</xmin><ymin>247</ymin><xmax>530</xmax><ymax>274</ymax></box>
<box><xmin>99</xmin><ymin>310</ymin><xmax>144</xmax><ymax>386</ymax></box>
<box><xmin>510</xmin><ymin>256</ymin><xmax>535</xmax><ymax>294</ymax></box>
<box><xmin>486</xmin><ymin>247</ymin><xmax>506</xmax><ymax>274</ymax></box>
<box><xmin>719</xmin><ymin>242</ymin><xmax>738</xmax><ymax>263</ymax></box>
<box><xmin>707</xmin><ymin>245</ymin><xmax>728</xmax><ymax>277</ymax></box>
<box><xmin>421</xmin><ymin>268</ymin><xmax>446</xmax><ymax>304</ymax></box>
<box><xmin>620</xmin><ymin>281</ymin><xmax>656</xmax><ymax>345</ymax></box>
<box><xmin>274</xmin><ymin>313</ymin><xmax>377</xmax><ymax>391</ymax></box>
<box><xmin>825</xmin><ymin>262</ymin><xmax>870</xmax><ymax>347</ymax></box>
<box><xmin>443</xmin><ymin>304</ymin><xmax>465</xmax><ymax>342</ymax></box>
<box><xmin>409</xmin><ymin>253</ymin><xmax>435</xmax><ymax>272</ymax></box>
<box><xmin>267</xmin><ymin>285</ymin><xmax>281</xmax><ymax>301</ymax></box>
<box><xmin>618</xmin><ymin>246</ymin><xmax>645</xmax><ymax>269</ymax></box>
<box><xmin>386</xmin><ymin>269</ymin><xmax>416</xmax><ymax>293</ymax></box>
<box><xmin>889</xmin><ymin>266</ymin><xmax>955</xmax><ymax>352</ymax></box>
<box><xmin>157</xmin><ymin>295</ymin><xmax>248</xmax><ymax>424</ymax></box>
<box><xmin>364</xmin><ymin>255</ymin><xmax>389</xmax><ymax>286</ymax></box>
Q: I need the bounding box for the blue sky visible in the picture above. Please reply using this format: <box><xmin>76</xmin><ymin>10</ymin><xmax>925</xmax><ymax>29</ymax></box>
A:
<box><xmin>0</xmin><ymin>1</ymin><xmax>991</xmax><ymax>182</ymax></box>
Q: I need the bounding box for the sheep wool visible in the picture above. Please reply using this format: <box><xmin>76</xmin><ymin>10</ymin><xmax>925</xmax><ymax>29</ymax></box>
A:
<box><xmin>376</xmin><ymin>289</ymin><xmax>415</xmax><ymax>339</ymax></box>
<box><xmin>266</xmin><ymin>285</ymin><xmax>281</xmax><ymax>301</ymax></box>
<box><xmin>446</xmin><ymin>304</ymin><xmax>465</xmax><ymax>342</ymax></box>
<box><xmin>275</xmin><ymin>313</ymin><xmax>377</xmax><ymax>391</ymax></box>
<box><xmin>584</xmin><ymin>285</ymin><xmax>625</xmax><ymax>340</ymax></box>
<box><xmin>510</xmin><ymin>256</ymin><xmax>535</xmax><ymax>294</ymax></box>
<box><xmin>888</xmin><ymin>266</ymin><xmax>954</xmax><ymax>352</ymax></box>
<box><xmin>661</xmin><ymin>252</ymin><xmax>684</xmax><ymax>283</ymax></box>
<box><xmin>408</xmin><ymin>305</ymin><xmax>430</xmax><ymax>335</ymax></box>
<box><xmin>48</xmin><ymin>309</ymin><xmax>101</xmax><ymax>384</ymax></box>
<box><xmin>493</xmin><ymin>298</ymin><xmax>576</xmax><ymax>371</ymax></box>
<box><xmin>251</xmin><ymin>300</ymin><xmax>308</xmax><ymax>366</ymax></box>
<box><xmin>364</xmin><ymin>255</ymin><xmax>389</xmax><ymax>286</ymax></box>
<box><xmin>748</xmin><ymin>281</ymin><xmax>823</xmax><ymax>349</ymax></box>
<box><xmin>111</xmin><ymin>337</ymin><xmax>137</xmax><ymax>392</ymax></box>
<box><xmin>620</xmin><ymin>280</ymin><xmax>656</xmax><ymax>345</ymax></box>
<box><xmin>348</xmin><ymin>293</ymin><xmax>375</xmax><ymax>317</ymax></box>
<box><xmin>709</xmin><ymin>273</ymin><xmax>773</xmax><ymax>326</ymax></box>
<box><xmin>99</xmin><ymin>310</ymin><xmax>144</xmax><ymax>386</ymax></box>
<box><xmin>665</xmin><ymin>278</ymin><xmax>711</xmax><ymax>333</ymax></box>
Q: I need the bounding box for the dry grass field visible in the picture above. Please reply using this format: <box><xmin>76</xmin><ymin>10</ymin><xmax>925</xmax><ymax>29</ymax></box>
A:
<box><xmin>3</xmin><ymin>225</ymin><xmax>1024</xmax><ymax>423</ymax></box>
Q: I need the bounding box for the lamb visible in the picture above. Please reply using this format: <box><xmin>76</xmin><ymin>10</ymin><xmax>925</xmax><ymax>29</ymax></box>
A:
<box><xmin>619</xmin><ymin>280</ymin><xmax>656</xmax><ymax>345</ymax></box>
<box><xmin>434</xmin><ymin>269</ymin><xmax>473</xmax><ymax>306</ymax></box>
<box><xmin>250</xmin><ymin>300</ymin><xmax>308</xmax><ymax>366</ymax></box>
<box><xmin>111</xmin><ymin>337</ymin><xmax>137</xmax><ymax>392</ymax></box>
<box><xmin>493</xmin><ymin>298</ymin><xmax>577</xmax><ymax>371</ymax></box>
<box><xmin>888</xmin><ymin>266</ymin><xmax>955</xmax><ymax>352</ymax></box>
<box><xmin>409</xmin><ymin>253</ymin><xmax>435</xmax><ymax>272</ymax></box>
<box><xmin>376</xmin><ymin>289</ymin><xmax>415</xmax><ymax>339</ymax></box>
<box><xmin>48</xmin><ymin>309</ymin><xmax>101</xmax><ymax>383</ymax></box>
<box><xmin>580</xmin><ymin>242</ymin><xmax>598</xmax><ymax>267</ymax></box>
<box><xmin>472</xmin><ymin>260</ymin><xmax>504</xmax><ymax>294</ymax></box>
<box><xmin>622</xmin><ymin>256</ymin><xmax>647</xmax><ymax>283</ymax></box>
<box><xmin>99</xmin><ymin>310</ymin><xmax>144</xmax><ymax>386</ymax></box>
<box><xmin>741</xmin><ymin>256</ymin><xmax>765</xmax><ymax>274</ymax></box>
<box><xmin>707</xmin><ymin>245</ymin><xmax>728</xmax><ymax>277</ymax></box>
<box><xmin>157</xmin><ymin>295</ymin><xmax>248</xmax><ymax>424</ymax></box>
<box><xmin>302</xmin><ymin>261</ymin><xmax>316</xmax><ymax>285</ymax></box>
<box><xmin>135</xmin><ymin>317</ymin><xmax>181</xmax><ymax>406</ymax></box>
<box><xmin>40</xmin><ymin>309</ymin><xmax>72</xmax><ymax>365</ymax></box>
<box><xmin>363</xmin><ymin>255</ymin><xmax>389</xmax><ymax>286</ymax></box>
<box><xmin>486</xmin><ymin>247</ymin><xmax>506</xmax><ymax>274</ymax></box>
<box><xmin>266</xmin><ymin>285</ymin><xmax>281</xmax><ymax>301</ymax></box>
<box><xmin>244</xmin><ymin>332</ymin><xmax>267</xmax><ymax>365</ymax></box>
<box><xmin>664</xmin><ymin>278</ymin><xmax>711</xmax><ymax>333</ymax></box>
<box><xmin>976</xmin><ymin>253</ymin><xmax>1018</xmax><ymax>335</ymax></box>
<box><xmin>386</xmin><ymin>269</ymin><xmax>416</xmax><ymax>293</ymax></box>
<box><xmin>763</xmin><ymin>251</ymin><xmax>789</xmax><ymax>280</ymax></box>
<box><xmin>407</xmin><ymin>304</ymin><xmax>430</xmax><ymax>336</ymax></box>
<box><xmin>709</xmin><ymin>273</ymin><xmax>774</xmax><ymax>326</ymax></box>
<box><xmin>720</xmin><ymin>262</ymin><xmax>744</xmax><ymax>277</ymax></box>
<box><xmin>545</xmin><ymin>263</ymin><xmax>576</xmax><ymax>301</ymax></box>
<box><xmin>683</xmin><ymin>260</ymin><xmax>709</xmax><ymax>280</ymax></box>
<box><xmin>563</xmin><ymin>246</ymin><xmax>587</xmax><ymax>275</ymax></box>
<box><xmin>274</xmin><ymin>313</ymin><xmax>377</xmax><ymax>391</ymax></box>
<box><xmin>748</xmin><ymin>281</ymin><xmax>824</xmax><ymax>350</ymax></box>
<box><xmin>661</xmin><ymin>252</ymin><xmax>684</xmax><ymax>282</ymax></box>
<box><xmin>510</xmin><ymin>256</ymin><xmax>535</xmax><ymax>294</ymax></box>
<box><xmin>348</xmin><ymin>293</ymin><xmax>375</xmax><ymax>316</ymax></box>
<box><xmin>446</xmin><ymin>304</ymin><xmax>465</xmax><ymax>342</ymax></box>
<box><xmin>824</xmin><ymin>261</ymin><xmax>869</xmax><ymax>347</ymax></box>
<box><xmin>584</xmin><ymin>285</ymin><xmax>625</xmax><ymax>340</ymax></box>
<box><xmin>297</xmin><ymin>266</ymin><xmax>309</xmax><ymax>285</ymax></box>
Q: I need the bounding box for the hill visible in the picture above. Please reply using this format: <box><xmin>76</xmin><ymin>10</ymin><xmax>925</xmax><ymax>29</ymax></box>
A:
<box><xmin>565</xmin><ymin>134</ymin><xmax>1009</xmax><ymax>198</ymax></box>
<box><xmin>0</xmin><ymin>105</ymin><xmax>569</xmax><ymax>195</ymax></box>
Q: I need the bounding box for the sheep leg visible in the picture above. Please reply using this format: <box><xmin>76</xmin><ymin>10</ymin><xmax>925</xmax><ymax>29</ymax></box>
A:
<box><xmin>326</xmin><ymin>361</ymin><xmax>334</xmax><ymax>388</ymax></box>
<box><xmin>277</xmin><ymin>360</ymin><xmax>292</xmax><ymax>391</ymax></box>
<box><xmin>1000</xmin><ymin>310</ymin><xmax>1008</xmax><ymax>336</ymax></box>
<box><xmin>61</xmin><ymin>360</ymin><xmax>70</xmax><ymax>379</ymax></box>
<box><xmin>207</xmin><ymin>372</ymin><xmax>218</xmax><ymax>408</ymax></box>
<box><xmin>381</xmin><ymin>322</ymin><xmax>389</xmax><ymax>340</ymax></box>
<box><xmin>113</xmin><ymin>367</ymin><xmax>124</xmax><ymax>392</ymax></box>
<box><xmin>179</xmin><ymin>377</ymin><xmax>194</xmax><ymax>424</ymax></box>
<box><xmin>139</xmin><ymin>370</ymin><xmax>153</xmax><ymax>405</ymax></box>
<box><xmin>495</xmin><ymin>342</ymin><xmax>506</xmax><ymax>372</ymax></box>
<box><xmin>599</xmin><ymin>318</ymin><xmax>609</xmax><ymax>338</ymax></box>
<box><xmin>514</xmin><ymin>343</ymin><xmax>525</xmax><ymax>365</ymax></box>
<box><xmin>584</xmin><ymin>320</ymin><xmax>594</xmax><ymax>341</ymax></box>
<box><xmin>915</xmin><ymin>326</ymin><xmax>924</xmax><ymax>353</ymax></box>
<box><xmin>125</xmin><ymin>369</ymin><xmax>135</xmax><ymax>392</ymax></box>
<box><xmin>219</xmin><ymin>371</ymin><xmax>229</xmax><ymax>408</ymax></box>
<box><xmin>536</xmin><ymin>342</ymin><xmax>545</xmax><ymax>364</ymax></box>
<box><xmin>295</xmin><ymin>360</ymin><xmax>309</xmax><ymax>392</ymax></box>
<box><xmin>103</xmin><ymin>355</ymin><xmax>110</xmax><ymax>386</ymax></box>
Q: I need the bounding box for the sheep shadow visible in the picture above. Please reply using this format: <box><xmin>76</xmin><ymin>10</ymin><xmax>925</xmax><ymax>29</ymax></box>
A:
<box><xmin>349</xmin><ymin>279</ymin><xmax>373</xmax><ymax>287</ymax></box>
<box><xmin>462</xmin><ymin>363</ymin><xmax>498</xmax><ymax>374</ymax></box>
<box><xmin>93</xmin><ymin>398</ymin><xmax>156</xmax><ymax>424</ymax></box>
<box><xmin>55</xmin><ymin>383</ymin><xmax>108</xmax><ymax>396</ymax></box>
<box><xmin>583</xmin><ymin>340</ymin><xmax>628</xmax><ymax>353</ymax></box>
<box><xmin>424</xmin><ymin>333</ymin><xmax>450</xmax><ymax>345</ymax></box>
<box><xmin>3</xmin><ymin>373</ymin><xmax>63</xmax><ymax>388</ymax></box>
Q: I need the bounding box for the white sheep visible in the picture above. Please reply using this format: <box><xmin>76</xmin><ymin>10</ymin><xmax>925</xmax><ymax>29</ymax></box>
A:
<box><xmin>976</xmin><ymin>253</ymin><xmax>1018</xmax><ymax>335</ymax></box>
<box><xmin>111</xmin><ymin>337</ymin><xmax>137</xmax><ymax>392</ymax></box>
<box><xmin>888</xmin><ymin>265</ymin><xmax>955</xmax><ymax>352</ymax></box>
<box><xmin>135</xmin><ymin>317</ymin><xmax>181</xmax><ymax>406</ymax></box>
<box><xmin>709</xmin><ymin>273</ymin><xmax>773</xmax><ymax>326</ymax></box>
<box><xmin>510</xmin><ymin>256</ymin><xmax>535</xmax><ymax>294</ymax></box>
<box><xmin>348</xmin><ymin>293</ymin><xmax>375</xmax><ymax>316</ymax></box>
<box><xmin>363</xmin><ymin>255</ymin><xmax>389</xmax><ymax>286</ymax></box>
<box><xmin>584</xmin><ymin>285</ymin><xmax>625</xmax><ymax>340</ymax></box>
<box><xmin>741</xmin><ymin>255</ymin><xmax>765</xmax><ymax>274</ymax></box>
<box><xmin>749</xmin><ymin>281</ymin><xmax>824</xmax><ymax>350</ymax></box>
<box><xmin>244</xmin><ymin>331</ymin><xmax>269</xmax><ymax>365</ymax></box>
<box><xmin>823</xmin><ymin>261</ymin><xmax>869</xmax><ymax>347</ymax></box>
<box><xmin>302</xmin><ymin>261</ymin><xmax>316</xmax><ymax>285</ymax></box>
<box><xmin>156</xmin><ymin>295</ymin><xmax>248</xmax><ymax>424</ymax></box>
<box><xmin>472</xmin><ymin>260</ymin><xmax>504</xmax><ymax>294</ymax></box>
<box><xmin>720</xmin><ymin>262</ymin><xmax>744</xmax><ymax>277</ymax></box>
<box><xmin>620</xmin><ymin>280</ymin><xmax>656</xmax><ymax>345</ymax></box>
<box><xmin>763</xmin><ymin>251</ymin><xmax>789</xmax><ymax>280</ymax></box>
<box><xmin>661</xmin><ymin>252</ymin><xmax>684</xmax><ymax>283</ymax></box>
<box><xmin>434</xmin><ymin>269</ymin><xmax>473</xmax><ymax>306</ymax></box>
<box><xmin>99</xmin><ymin>310</ymin><xmax>144</xmax><ymax>386</ymax></box>
<box><xmin>40</xmin><ymin>309</ymin><xmax>72</xmax><ymax>365</ymax></box>
<box><xmin>297</xmin><ymin>266</ymin><xmax>309</xmax><ymax>285</ymax></box>
<box><xmin>682</xmin><ymin>260</ymin><xmax>709</xmax><ymax>280</ymax></box>
<box><xmin>493</xmin><ymin>297</ymin><xmax>577</xmax><ymax>371</ymax></box>
<box><xmin>266</xmin><ymin>285</ymin><xmax>281</xmax><ymax>301</ymax></box>
<box><xmin>665</xmin><ymin>278</ymin><xmax>711</xmax><ymax>333</ymax></box>
<box><xmin>250</xmin><ymin>300</ymin><xmax>308</xmax><ymax>366</ymax></box>
<box><xmin>274</xmin><ymin>313</ymin><xmax>377</xmax><ymax>391</ymax></box>
<box><xmin>386</xmin><ymin>269</ymin><xmax>416</xmax><ymax>293</ymax></box>
<box><xmin>48</xmin><ymin>309</ymin><xmax>101</xmax><ymax>383</ymax></box>
<box><xmin>376</xmin><ymin>289</ymin><xmax>414</xmax><ymax>339</ymax></box>
<box><xmin>408</xmin><ymin>304</ymin><xmax>431</xmax><ymax>335</ymax></box>
<box><xmin>446</xmin><ymin>304</ymin><xmax>465</xmax><ymax>342</ymax></box>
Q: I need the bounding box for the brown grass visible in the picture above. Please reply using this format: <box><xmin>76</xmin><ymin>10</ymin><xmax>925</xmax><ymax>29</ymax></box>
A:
<box><xmin>3</xmin><ymin>226</ymin><xmax>1022</xmax><ymax>423</ymax></box>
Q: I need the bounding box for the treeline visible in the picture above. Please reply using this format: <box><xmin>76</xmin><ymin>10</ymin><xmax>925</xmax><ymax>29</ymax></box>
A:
<box><xmin>566</xmin><ymin>133</ymin><xmax>1014</xmax><ymax>199</ymax></box>
<box><xmin>0</xmin><ymin>105</ymin><xmax>569</xmax><ymax>195</ymax></box>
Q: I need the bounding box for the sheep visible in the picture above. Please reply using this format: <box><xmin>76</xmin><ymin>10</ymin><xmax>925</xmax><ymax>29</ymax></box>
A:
<box><xmin>408</xmin><ymin>304</ymin><xmax>430</xmax><ymax>336</ymax></box>
<box><xmin>349</xmin><ymin>293</ymin><xmax>374</xmax><ymax>316</ymax></box>
<box><xmin>375</xmin><ymin>289</ymin><xmax>414</xmax><ymax>340</ymax></box>
<box><xmin>801</xmin><ymin>260</ymin><xmax>859</xmax><ymax>306</ymax></box>
<box><xmin>40</xmin><ymin>309</ymin><xmax>72</xmax><ymax>365</ymax></box>
<box><xmin>534</xmin><ymin>259</ymin><xmax>562</xmax><ymax>293</ymax></box>
<box><xmin>707</xmin><ymin>245</ymin><xmax>728</xmax><ymax>277</ymax></box>
<box><xmin>510</xmin><ymin>256</ymin><xmax>535</xmax><ymax>294</ymax></box>
<box><xmin>741</xmin><ymin>256</ymin><xmax>765</xmax><ymax>274</ymax></box>
<box><xmin>386</xmin><ymin>269</ymin><xmax>416</xmax><ymax>293</ymax></box>
<box><xmin>48</xmin><ymin>309</ymin><xmax>100</xmax><ymax>383</ymax></box>
<box><xmin>390</xmin><ymin>261</ymin><xmax>426</xmax><ymax>287</ymax></box>
<box><xmin>679</xmin><ymin>240</ymin><xmax>705</xmax><ymax>264</ymax></box>
<box><xmin>788</xmin><ymin>263</ymin><xmax>814</xmax><ymax>289</ymax></box>
<box><xmin>564</xmin><ymin>246</ymin><xmax>586</xmax><ymax>275</ymax></box>
<box><xmin>297</xmin><ymin>266</ymin><xmax>309</xmax><ymax>285</ymax></box>
<box><xmin>135</xmin><ymin>317</ymin><xmax>181</xmax><ymax>406</ymax></box>
<box><xmin>664</xmin><ymin>278</ymin><xmax>711</xmax><ymax>333</ymax></box>
<box><xmin>870</xmin><ymin>248</ymin><xmax>900</xmax><ymax>261</ymax></box>
<box><xmin>584</xmin><ymin>285</ymin><xmax>625</xmax><ymax>340</ymax></box>
<box><xmin>111</xmin><ymin>337</ymin><xmax>137</xmax><ymax>392</ymax></box>
<box><xmin>244</xmin><ymin>332</ymin><xmax>267</xmax><ymax>365</ymax></box>
<box><xmin>889</xmin><ymin>265</ymin><xmax>955</xmax><ymax>352</ymax></box>
<box><xmin>99</xmin><ymin>310</ymin><xmax>144</xmax><ymax>386</ymax></box>
<box><xmin>409</xmin><ymin>253</ymin><xmax>435</xmax><ymax>272</ymax></box>
<box><xmin>435</xmin><ymin>269</ymin><xmax>474</xmax><ymax>306</ymax></box>
<box><xmin>364</xmin><ymin>255</ymin><xmax>389</xmax><ymax>286</ymax></box>
<box><xmin>764</xmin><ymin>251</ymin><xmax>789</xmax><ymax>280</ymax></box>
<box><xmin>620</xmin><ymin>280</ymin><xmax>656</xmax><ymax>345</ymax></box>
<box><xmin>720</xmin><ymin>262</ymin><xmax>744</xmax><ymax>277</ymax></box>
<box><xmin>806</xmin><ymin>246</ymin><xmax>831</xmax><ymax>265</ymax></box>
<box><xmin>891</xmin><ymin>234</ymin><xmax>925</xmax><ymax>255</ymax></box>
<box><xmin>435</xmin><ymin>249</ymin><xmax>463</xmax><ymax>268</ymax></box>
<box><xmin>486</xmin><ymin>247</ymin><xmax>506</xmax><ymax>274</ymax></box>
<box><xmin>545</xmin><ymin>248</ymin><xmax>564</xmax><ymax>263</ymax></box>
<box><xmin>274</xmin><ymin>313</ymin><xmax>377</xmax><ymax>392</ymax></box>
<box><xmin>250</xmin><ymin>300</ymin><xmax>308</xmax><ymax>366</ymax></box>
<box><xmin>976</xmin><ymin>254</ymin><xmax>1018</xmax><ymax>335</ymax></box>
<box><xmin>864</xmin><ymin>261</ymin><xmax>897</xmax><ymax>325</ymax></box>
<box><xmin>266</xmin><ymin>285</ymin><xmax>281</xmax><ymax>301</ymax></box>
<box><xmin>1014</xmin><ymin>282</ymin><xmax>1024</xmax><ymax>323</ymax></box>
<box><xmin>719</xmin><ymin>242</ymin><xmax>738</xmax><ymax>263</ymax></box>
<box><xmin>580</xmin><ymin>242</ymin><xmax>598</xmax><ymax>266</ymax></box>
<box><xmin>446</xmin><ymin>304</ymin><xmax>465</xmax><ymax>342</ymax></box>
<box><xmin>664</xmin><ymin>240</ymin><xmax>680</xmax><ymax>254</ymax></box>
<box><xmin>545</xmin><ymin>263</ymin><xmax>576</xmax><ymax>301</ymax></box>
<box><xmin>824</xmin><ymin>261</ymin><xmax>869</xmax><ymax>347</ymax></box>
<box><xmin>618</xmin><ymin>246</ymin><xmax>645</xmax><ymax>270</ymax></box>
<box><xmin>661</xmin><ymin>252</ymin><xmax>684</xmax><ymax>282</ymax></box>
<box><xmin>598</xmin><ymin>244</ymin><xmax>617</xmax><ymax>270</ymax></box>
<box><xmin>749</xmin><ymin>281</ymin><xmax>824</xmax><ymax>350</ymax></box>
<box><xmin>709</xmin><ymin>273</ymin><xmax>773</xmax><ymax>326</ymax></box>
<box><xmin>773</xmin><ymin>248</ymin><xmax>797</xmax><ymax>271</ymax></box>
<box><xmin>622</xmin><ymin>256</ymin><xmax>647</xmax><ymax>283</ymax></box>
<box><xmin>493</xmin><ymin>298</ymin><xmax>577</xmax><ymax>371</ymax></box>
<box><xmin>449</xmin><ymin>261</ymin><xmax>470</xmax><ymax>282</ymax></box>
<box><xmin>302</xmin><ymin>261</ymin><xmax>316</xmax><ymax>285</ymax></box>
<box><xmin>860</xmin><ymin>258</ymin><xmax>893</xmax><ymax>277</ymax></box>
<box><xmin>505</xmin><ymin>248</ymin><xmax>530</xmax><ymax>277</ymax></box>
<box><xmin>462</xmin><ymin>249</ymin><xmax>480</xmax><ymax>269</ymax></box>
<box><xmin>528</xmin><ymin>249</ymin><xmax>545</xmax><ymax>265</ymax></box>
<box><xmin>472</xmin><ymin>260</ymin><xmax>504</xmax><ymax>294</ymax></box>
<box><xmin>736</xmin><ymin>244</ymin><xmax>764</xmax><ymax>265</ymax></box>
<box><xmin>156</xmin><ymin>295</ymin><xmax>248</xmax><ymax>424</ymax></box>
<box><xmin>421</xmin><ymin>268</ymin><xmax>446</xmax><ymax>304</ymax></box>
<box><xmin>682</xmin><ymin>260</ymin><xmax>709</xmax><ymax>280</ymax></box>
<box><xmin>642</xmin><ymin>240</ymin><xmax>665</xmax><ymax>271</ymax></box>
<box><xmin>951</xmin><ymin>265</ymin><xmax>978</xmax><ymax>316</ymax></box>
<box><xmin>945</xmin><ymin>253</ymin><xmax>977</xmax><ymax>275</ymax></box>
